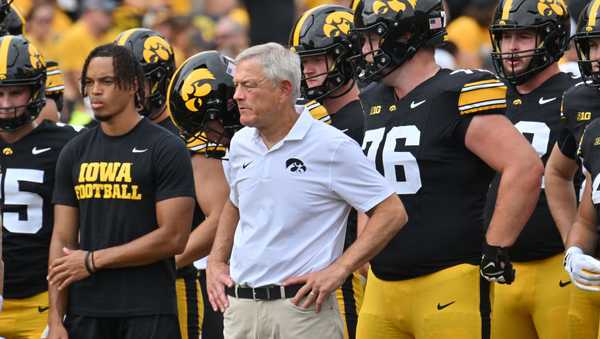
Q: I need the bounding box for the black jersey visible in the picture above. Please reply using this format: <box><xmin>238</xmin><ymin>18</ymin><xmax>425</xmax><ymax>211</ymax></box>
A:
<box><xmin>52</xmin><ymin>118</ymin><xmax>195</xmax><ymax>317</ymax></box>
<box><xmin>360</xmin><ymin>68</ymin><xmax>506</xmax><ymax>280</ymax></box>
<box><xmin>578</xmin><ymin>119</ymin><xmax>600</xmax><ymax>225</ymax></box>
<box><xmin>329</xmin><ymin>99</ymin><xmax>365</xmax><ymax>250</ymax></box>
<box><xmin>157</xmin><ymin>116</ymin><xmax>203</xmax><ymax>277</ymax></box>
<box><xmin>485</xmin><ymin>73</ymin><xmax>577</xmax><ymax>262</ymax></box>
<box><xmin>330</xmin><ymin>100</ymin><xmax>365</xmax><ymax>146</ymax></box>
<box><xmin>558</xmin><ymin>81</ymin><xmax>600</xmax><ymax>159</ymax></box>
<box><xmin>2</xmin><ymin>121</ymin><xmax>77</xmax><ymax>298</ymax></box>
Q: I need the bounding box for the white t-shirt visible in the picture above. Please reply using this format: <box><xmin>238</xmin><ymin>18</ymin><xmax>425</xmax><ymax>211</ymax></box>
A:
<box><xmin>225</xmin><ymin>106</ymin><xmax>393</xmax><ymax>287</ymax></box>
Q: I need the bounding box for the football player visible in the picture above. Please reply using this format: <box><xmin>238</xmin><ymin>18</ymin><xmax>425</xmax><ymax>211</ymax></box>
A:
<box><xmin>350</xmin><ymin>0</ymin><xmax>543</xmax><ymax>337</ymax></box>
<box><xmin>486</xmin><ymin>0</ymin><xmax>576</xmax><ymax>337</ymax></box>
<box><xmin>553</xmin><ymin>3</ymin><xmax>600</xmax><ymax>338</ymax></box>
<box><xmin>114</xmin><ymin>27</ymin><xmax>208</xmax><ymax>339</ymax></box>
<box><xmin>168</xmin><ymin>50</ymin><xmax>240</xmax><ymax>339</ymax></box>
<box><xmin>289</xmin><ymin>5</ymin><xmax>365</xmax><ymax>339</ymax></box>
<box><xmin>0</xmin><ymin>35</ymin><xmax>78</xmax><ymax>337</ymax></box>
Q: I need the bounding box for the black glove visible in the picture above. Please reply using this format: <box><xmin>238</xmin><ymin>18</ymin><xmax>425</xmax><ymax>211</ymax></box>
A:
<box><xmin>480</xmin><ymin>242</ymin><xmax>515</xmax><ymax>284</ymax></box>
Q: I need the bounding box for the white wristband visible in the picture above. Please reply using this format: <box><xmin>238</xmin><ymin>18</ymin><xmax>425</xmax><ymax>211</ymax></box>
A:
<box><xmin>566</xmin><ymin>246</ymin><xmax>584</xmax><ymax>256</ymax></box>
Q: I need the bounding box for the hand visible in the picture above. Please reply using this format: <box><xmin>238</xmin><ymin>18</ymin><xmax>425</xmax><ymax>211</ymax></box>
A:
<box><xmin>206</xmin><ymin>260</ymin><xmax>234</xmax><ymax>312</ymax></box>
<box><xmin>564</xmin><ymin>246</ymin><xmax>600</xmax><ymax>292</ymax></box>
<box><xmin>480</xmin><ymin>242</ymin><xmax>515</xmax><ymax>284</ymax></box>
<box><xmin>48</xmin><ymin>248</ymin><xmax>91</xmax><ymax>290</ymax></box>
<box><xmin>47</xmin><ymin>323</ymin><xmax>69</xmax><ymax>339</ymax></box>
<box><xmin>283</xmin><ymin>263</ymin><xmax>350</xmax><ymax>313</ymax></box>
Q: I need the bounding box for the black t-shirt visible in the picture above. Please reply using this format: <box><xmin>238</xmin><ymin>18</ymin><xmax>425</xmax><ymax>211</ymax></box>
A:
<box><xmin>579</xmin><ymin>118</ymin><xmax>600</xmax><ymax>230</ymax></box>
<box><xmin>329</xmin><ymin>99</ymin><xmax>365</xmax><ymax>250</ymax></box>
<box><xmin>158</xmin><ymin>116</ymin><xmax>204</xmax><ymax>277</ymax></box>
<box><xmin>558</xmin><ymin>81</ymin><xmax>600</xmax><ymax>159</ymax></box>
<box><xmin>2</xmin><ymin>121</ymin><xmax>78</xmax><ymax>298</ymax></box>
<box><xmin>360</xmin><ymin>68</ymin><xmax>505</xmax><ymax>280</ymax></box>
<box><xmin>53</xmin><ymin>118</ymin><xmax>195</xmax><ymax>317</ymax></box>
<box><xmin>485</xmin><ymin>73</ymin><xmax>578</xmax><ymax>261</ymax></box>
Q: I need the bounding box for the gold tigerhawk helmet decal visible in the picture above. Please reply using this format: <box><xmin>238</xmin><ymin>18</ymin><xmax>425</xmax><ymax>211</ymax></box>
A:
<box><xmin>373</xmin><ymin>0</ymin><xmax>417</xmax><ymax>15</ymax></box>
<box><xmin>28</xmin><ymin>44</ymin><xmax>45</xmax><ymax>70</ymax></box>
<box><xmin>537</xmin><ymin>0</ymin><xmax>566</xmax><ymax>16</ymax></box>
<box><xmin>142</xmin><ymin>35</ymin><xmax>172</xmax><ymax>64</ymax></box>
<box><xmin>181</xmin><ymin>68</ymin><xmax>215</xmax><ymax>112</ymax></box>
<box><xmin>323</xmin><ymin>11</ymin><xmax>354</xmax><ymax>38</ymax></box>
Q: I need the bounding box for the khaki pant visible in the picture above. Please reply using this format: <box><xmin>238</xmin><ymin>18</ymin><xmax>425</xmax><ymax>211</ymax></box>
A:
<box><xmin>223</xmin><ymin>293</ymin><xmax>343</xmax><ymax>339</ymax></box>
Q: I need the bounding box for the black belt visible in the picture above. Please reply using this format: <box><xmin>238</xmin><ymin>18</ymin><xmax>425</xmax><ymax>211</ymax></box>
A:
<box><xmin>225</xmin><ymin>284</ymin><xmax>303</xmax><ymax>301</ymax></box>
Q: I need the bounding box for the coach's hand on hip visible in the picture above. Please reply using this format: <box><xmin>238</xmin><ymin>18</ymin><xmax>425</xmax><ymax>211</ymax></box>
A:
<box><xmin>48</xmin><ymin>247</ymin><xmax>91</xmax><ymax>290</ymax></box>
<box><xmin>284</xmin><ymin>262</ymin><xmax>349</xmax><ymax>312</ymax></box>
<box><xmin>206</xmin><ymin>259</ymin><xmax>234</xmax><ymax>312</ymax></box>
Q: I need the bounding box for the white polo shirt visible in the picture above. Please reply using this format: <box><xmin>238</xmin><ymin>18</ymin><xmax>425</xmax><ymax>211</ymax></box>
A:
<box><xmin>225</xmin><ymin>106</ymin><xmax>394</xmax><ymax>287</ymax></box>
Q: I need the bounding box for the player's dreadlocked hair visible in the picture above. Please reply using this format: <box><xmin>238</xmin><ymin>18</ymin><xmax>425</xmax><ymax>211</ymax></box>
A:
<box><xmin>80</xmin><ymin>43</ymin><xmax>146</xmax><ymax>110</ymax></box>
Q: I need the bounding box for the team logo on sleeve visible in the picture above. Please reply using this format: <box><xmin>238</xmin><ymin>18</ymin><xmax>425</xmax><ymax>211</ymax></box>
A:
<box><xmin>373</xmin><ymin>0</ymin><xmax>416</xmax><ymax>15</ymax></box>
<box><xmin>323</xmin><ymin>11</ymin><xmax>354</xmax><ymax>38</ymax></box>
<box><xmin>537</xmin><ymin>0</ymin><xmax>566</xmax><ymax>16</ymax></box>
<box><xmin>181</xmin><ymin>68</ymin><xmax>215</xmax><ymax>112</ymax></box>
<box><xmin>28</xmin><ymin>44</ymin><xmax>45</xmax><ymax>70</ymax></box>
<box><xmin>142</xmin><ymin>36</ymin><xmax>172</xmax><ymax>64</ymax></box>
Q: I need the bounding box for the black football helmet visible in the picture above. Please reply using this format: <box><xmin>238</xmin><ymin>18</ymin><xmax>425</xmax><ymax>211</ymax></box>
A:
<box><xmin>167</xmin><ymin>50</ymin><xmax>240</xmax><ymax>153</ymax></box>
<box><xmin>573</xmin><ymin>1</ymin><xmax>600</xmax><ymax>87</ymax></box>
<box><xmin>115</xmin><ymin>28</ymin><xmax>175</xmax><ymax>118</ymax></box>
<box><xmin>350</xmin><ymin>0</ymin><xmax>446</xmax><ymax>82</ymax></box>
<box><xmin>45</xmin><ymin>60</ymin><xmax>64</xmax><ymax>112</ymax></box>
<box><xmin>0</xmin><ymin>35</ymin><xmax>46</xmax><ymax>131</ymax></box>
<box><xmin>0</xmin><ymin>0</ymin><xmax>13</xmax><ymax>29</ymax></box>
<box><xmin>490</xmin><ymin>0</ymin><xmax>570</xmax><ymax>85</ymax></box>
<box><xmin>290</xmin><ymin>5</ymin><xmax>360</xmax><ymax>101</ymax></box>
<box><xmin>0</xmin><ymin>5</ymin><xmax>24</xmax><ymax>36</ymax></box>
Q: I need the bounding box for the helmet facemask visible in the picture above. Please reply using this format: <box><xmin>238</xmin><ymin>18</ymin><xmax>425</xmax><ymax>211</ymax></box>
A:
<box><xmin>491</xmin><ymin>23</ymin><xmax>567</xmax><ymax>85</ymax></box>
<box><xmin>574</xmin><ymin>34</ymin><xmax>600</xmax><ymax>88</ymax></box>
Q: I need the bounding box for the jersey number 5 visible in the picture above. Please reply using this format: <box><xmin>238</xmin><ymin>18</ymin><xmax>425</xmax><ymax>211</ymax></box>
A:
<box><xmin>362</xmin><ymin>126</ymin><xmax>422</xmax><ymax>194</ymax></box>
<box><xmin>1</xmin><ymin>168</ymin><xmax>44</xmax><ymax>234</ymax></box>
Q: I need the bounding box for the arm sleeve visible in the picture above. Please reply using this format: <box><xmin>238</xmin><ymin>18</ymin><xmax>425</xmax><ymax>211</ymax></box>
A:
<box><xmin>330</xmin><ymin>139</ymin><xmax>395</xmax><ymax>213</ymax></box>
<box><xmin>453</xmin><ymin>73</ymin><xmax>508</xmax><ymax>142</ymax></box>
<box><xmin>52</xmin><ymin>142</ymin><xmax>78</xmax><ymax>206</ymax></box>
<box><xmin>153</xmin><ymin>135</ymin><xmax>196</xmax><ymax>201</ymax></box>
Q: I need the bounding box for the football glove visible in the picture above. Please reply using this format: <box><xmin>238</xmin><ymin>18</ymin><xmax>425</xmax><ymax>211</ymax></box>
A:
<box><xmin>564</xmin><ymin>246</ymin><xmax>600</xmax><ymax>292</ymax></box>
<box><xmin>480</xmin><ymin>242</ymin><xmax>515</xmax><ymax>284</ymax></box>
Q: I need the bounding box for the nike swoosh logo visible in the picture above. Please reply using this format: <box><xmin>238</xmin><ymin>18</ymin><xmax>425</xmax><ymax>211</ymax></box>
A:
<box><xmin>539</xmin><ymin>97</ymin><xmax>557</xmax><ymax>105</ymax></box>
<box><xmin>341</xmin><ymin>129</ymin><xmax>349</xmax><ymax>133</ymax></box>
<box><xmin>437</xmin><ymin>301</ymin><xmax>455</xmax><ymax>310</ymax></box>
<box><xmin>410</xmin><ymin>100</ymin><xmax>426</xmax><ymax>109</ymax></box>
<box><xmin>32</xmin><ymin>147</ymin><xmax>51</xmax><ymax>155</ymax></box>
<box><xmin>38</xmin><ymin>306</ymin><xmax>49</xmax><ymax>313</ymax></box>
<box><xmin>132</xmin><ymin>147</ymin><xmax>148</xmax><ymax>153</ymax></box>
<box><xmin>242</xmin><ymin>161</ymin><xmax>253</xmax><ymax>169</ymax></box>
<box><xmin>559</xmin><ymin>280</ymin><xmax>571</xmax><ymax>288</ymax></box>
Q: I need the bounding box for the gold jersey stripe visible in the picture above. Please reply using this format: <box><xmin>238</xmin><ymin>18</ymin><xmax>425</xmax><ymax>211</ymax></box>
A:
<box><xmin>461</xmin><ymin>104</ymin><xmax>507</xmax><ymax>115</ymax></box>
<box><xmin>292</xmin><ymin>5</ymin><xmax>328</xmax><ymax>46</ymax></box>
<box><xmin>462</xmin><ymin>79</ymin><xmax>503</xmax><ymax>89</ymax></box>
<box><xmin>116</xmin><ymin>28</ymin><xmax>138</xmax><ymax>46</ymax></box>
<box><xmin>458</xmin><ymin>86</ymin><xmax>507</xmax><ymax>108</ymax></box>
<box><xmin>0</xmin><ymin>35</ymin><xmax>12</xmax><ymax>79</ymax></box>
<box><xmin>589</xmin><ymin>0</ymin><xmax>600</xmax><ymax>28</ymax></box>
<box><xmin>501</xmin><ymin>0</ymin><xmax>513</xmax><ymax>21</ymax></box>
<box><xmin>306</xmin><ymin>102</ymin><xmax>332</xmax><ymax>125</ymax></box>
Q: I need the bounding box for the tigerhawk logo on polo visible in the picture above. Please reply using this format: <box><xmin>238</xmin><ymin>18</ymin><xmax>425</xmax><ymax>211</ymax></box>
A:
<box><xmin>143</xmin><ymin>35</ymin><xmax>172</xmax><ymax>64</ymax></box>
<box><xmin>537</xmin><ymin>0</ymin><xmax>566</xmax><ymax>16</ymax></box>
<box><xmin>181</xmin><ymin>68</ymin><xmax>215</xmax><ymax>112</ymax></box>
<box><xmin>373</xmin><ymin>0</ymin><xmax>416</xmax><ymax>15</ymax></box>
<box><xmin>323</xmin><ymin>11</ymin><xmax>354</xmax><ymax>38</ymax></box>
<box><xmin>286</xmin><ymin>158</ymin><xmax>307</xmax><ymax>174</ymax></box>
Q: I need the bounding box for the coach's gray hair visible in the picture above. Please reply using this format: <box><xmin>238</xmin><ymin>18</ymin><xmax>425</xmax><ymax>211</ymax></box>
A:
<box><xmin>235</xmin><ymin>42</ymin><xmax>301</xmax><ymax>104</ymax></box>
